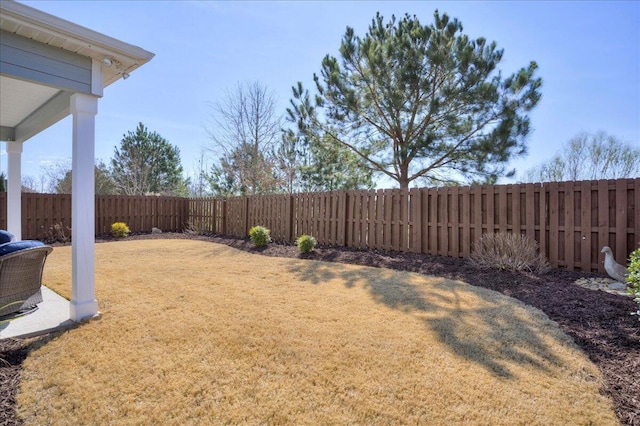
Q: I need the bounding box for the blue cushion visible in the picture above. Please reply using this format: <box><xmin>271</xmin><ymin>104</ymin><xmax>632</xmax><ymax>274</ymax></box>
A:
<box><xmin>0</xmin><ymin>230</ymin><xmax>15</xmax><ymax>244</ymax></box>
<box><xmin>0</xmin><ymin>240</ymin><xmax>45</xmax><ymax>256</ymax></box>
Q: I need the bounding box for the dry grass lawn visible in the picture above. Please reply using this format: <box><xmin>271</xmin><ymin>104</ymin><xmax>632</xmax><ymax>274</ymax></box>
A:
<box><xmin>17</xmin><ymin>240</ymin><xmax>617</xmax><ymax>425</ymax></box>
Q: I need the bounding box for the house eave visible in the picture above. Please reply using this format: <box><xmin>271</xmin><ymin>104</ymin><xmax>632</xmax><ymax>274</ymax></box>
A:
<box><xmin>0</xmin><ymin>0</ymin><xmax>155</xmax><ymax>87</ymax></box>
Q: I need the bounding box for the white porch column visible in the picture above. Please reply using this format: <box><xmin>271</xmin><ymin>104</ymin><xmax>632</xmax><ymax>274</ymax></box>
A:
<box><xmin>70</xmin><ymin>93</ymin><xmax>99</xmax><ymax>322</ymax></box>
<box><xmin>6</xmin><ymin>141</ymin><xmax>23</xmax><ymax>240</ymax></box>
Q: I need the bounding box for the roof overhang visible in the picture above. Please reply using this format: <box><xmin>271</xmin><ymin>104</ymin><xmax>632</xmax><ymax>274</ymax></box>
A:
<box><xmin>0</xmin><ymin>0</ymin><xmax>155</xmax><ymax>142</ymax></box>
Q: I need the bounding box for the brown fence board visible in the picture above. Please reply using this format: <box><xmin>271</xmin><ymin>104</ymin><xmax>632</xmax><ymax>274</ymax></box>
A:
<box><xmin>428</xmin><ymin>188</ymin><xmax>437</xmax><ymax>255</ymax></box>
<box><xmin>356</xmin><ymin>192</ymin><xmax>364</xmax><ymax>248</ymax></box>
<box><xmin>524</xmin><ymin>184</ymin><xmax>534</xmax><ymax>239</ymax></box>
<box><xmin>547</xmin><ymin>182</ymin><xmax>558</xmax><ymax>267</ymax></box>
<box><xmin>472</xmin><ymin>185</ymin><xmax>482</xmax><ymax>249</ymax></box>
<box><xmin>498</xmin><ymin>184</ymin><xmax>507</xmax><ymax>234</ymax></box>
<box><xmin>538</xmin><ymin>186</ymin><xmax>546</xmax><ymax>258</ymax></box>
<box><xmin>368</xmin><ymin>190</ymin><xmax>377</xmax><ymax>249</ymax></box>
<box><xmin>401</xmin><ymin>189</ymin><xmax>408</xmax><ymax>251</ymax></box>
<box><xmin>564</xmin><ymin>183</ymin><xmax>574</xmax><ymax>270</ymax></box>
<box><xmin>460</xmin><ymin>187</ymin><xmax>470</xmax><ymax>258</ymax></box>
<box><xmin>393</xmin><ymin>190</ymin><xmax>403</xmax><ymax>251</ymax></box>
<box><xmin>597</xmin><ymin>180</ymin><xmax>609</xmax><ymax>259</ymax></box>
<box><xmin>615</xmin><ymin>179</ymin><xmax>627</xmax><ymax>266</ymax></box>
<box><xmin>410</xmin><ymin>188</ymin><xmax>421</xmax><ymax>253</ymax></box>
<box><xmin>440</xmin><ymin>188</ymin><xmax>449</xmax><ymax>256</ymax></box>
<box><xmin>485</xmin><ymin>185</ymin><xmax>494</xmax><ymax>234</ymax></box>
<box><xmin>579</xmin><ymin>181</ymin><xmax>589</xmax><ymax>270</ymax></box>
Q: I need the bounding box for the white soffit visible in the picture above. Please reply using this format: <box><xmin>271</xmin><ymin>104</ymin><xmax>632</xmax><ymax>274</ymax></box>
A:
<box><xmin>0</xmin><ymin>75</ymin><xmax>59</xmax><ymax>127</ymax></box>
<box><xmin>0</xmin><ymin>0</ymin><xmax>154</xmax><ymax>142</ymax></box>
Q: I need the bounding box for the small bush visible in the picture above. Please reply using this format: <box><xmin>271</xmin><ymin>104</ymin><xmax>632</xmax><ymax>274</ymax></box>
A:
<box><xmin>249</xmin><ymin>225</ymin><xmax>271</xmax><ymax>247</ymax></box>
<box><xmin>111</xmin><ymin>222</ymin><xmax>131</xmax><ymax>239</ymax></box>
<box><xmin>44</xmin><ymin>222</ymin><xmax>71</xmax><ymax>244</ymax></box>
<box><xmin>469</xmin><ymin>232</ymin><xmax>550</xmax><ymax>274</ymax></box>
<box><xmin>184</xmin><ymin>219</ymin><xmax>208</xmax><ymax>236</ymax></box>
<box><xmin>296</xmin><ymin>235</ymin><xmax>317</xmax><ymax>253</ymax></box>
<box><xmin>626</xmin><ymin>248</ymin><xmax>640</xmax><ymax>321</ymax></box>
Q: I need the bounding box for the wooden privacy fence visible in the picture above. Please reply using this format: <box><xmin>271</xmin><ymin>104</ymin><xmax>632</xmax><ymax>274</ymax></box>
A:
<box><xmin>0</xmin><ymin>178</ymin><xmax>638</xmax><ymax>273</ymax></box>
<box><xmin>0</xmin><ymin>194</ymin><xmax>188</xmax><ymax>241</ymax></box>
<box><xmin>190</xmin><ymin>178</ymin><xmax>640</xmax><ymax>273</ymax></box>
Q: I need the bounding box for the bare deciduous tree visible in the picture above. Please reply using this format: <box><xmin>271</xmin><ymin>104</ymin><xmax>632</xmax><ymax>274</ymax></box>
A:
<box><xmin>21</xmin><ymin>175</ymin><xmax>39</xmax><ymax>193</ymax></box>
<box><xmin>39</xmin><ymin>159</ymin><xmax>118</xmax><ymax>194</ymax></box>
<box><xmin>42</xmin><ymin>160</ymin><xmax>72</xmax><ymax>193</ymax></box>
<box><xmin>522</xmin><ymin>131</ymin><xmax>640</xmax><ymax>182</ymax></box>
<box><xmin>207</xmin><ymin>81</ymin><xmax>283</xmax><ymax>195</ymax></box>
<box><xmin>188</xmin><ymin>149</ymin><xmax>210</xmax><ymax>197</ymax></box>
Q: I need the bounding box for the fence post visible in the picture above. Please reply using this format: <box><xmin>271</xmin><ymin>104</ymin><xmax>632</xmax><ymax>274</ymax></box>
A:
<box><xmin>498</xmin><ymin>184</ymin><xmax>507</xmax><ymax>234</ymax></box>
<box><xmin>399</xmin><ymin>189</ymin><xmax>408</xmax><ymax>252</ymax></box>
<box><xmin>615</xmin><ymin>179</ymin><xmax>628</xmax><ymax>267</ymax></box>
<box><xmin>450</xmin><ymin>186</ymin><xmax>459</xmax><ymax>256</ymax></box>
<box><xmin>525</xmin><ymin>184</ymin><xmax>535</xmax><ymax>240</ymax></box>
<box><xmin>338</xmin><ymin>191</ymin><xmax>346</xmax><ymax>246</ymax></box>
<box><xmin>429</xmin><ymin>187</ymin><xmax>438</xmax><ymax>255</ymax></box>
<box><xmin>286</xmin><ymin>194</ymin><xmax>294</xmax><ymax>243</ymax></box>
<box><xmin>597</xmin><ymin>180</ymin><xmax>608</xmax><ymax>272</ymax></box>
<box><xmin>243</xmin><ymin>196</ymin><xmax>249</xmax><ymax>237</ymax></box>
<box><xmin>410</xmin><ymin>187</ymin><xmax>421</xmax><ymax>253</ymax></box>
<box><xmin>564</xmin><ymin>182</ymin><xmax>575</xmax><ymax>270</ymax></box>
<box><xmin>461</xmin><ymin>186</ymin><xmax>470</xmax><ymax>258</ymax></box>
<box><xmin>512</xmin><ymin>184</ymin><xmax>521</xmax><ymax>236</ymax></box>
<box><xmin>221</xmin><ymin>198</ymin><xmax>227</xmax><ymax>235</ymax></box>
<box><xmin>579</xmin><ymin>181</ymin><xmax>592</xmax><ymax>271</ymax></box>
<box><xmin>548</xmin><ymin>182</ymin><xmax>559</xmax><ymax>268</ymax></box>
<box><xmin>538</xmin><ymin>183</ymin><xmax>547</xmax><ymax>259</ymax></box>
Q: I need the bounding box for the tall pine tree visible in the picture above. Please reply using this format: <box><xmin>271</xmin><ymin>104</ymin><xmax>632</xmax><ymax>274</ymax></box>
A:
<box><xmin>290</xmin><ymin>11</ymin><xmax>542</xmax><ymax>189</ymax></box>
<box><xmin>111</xmin><ymin>123</ymin><xmax>184</xmax><ymax>195</ymax></box>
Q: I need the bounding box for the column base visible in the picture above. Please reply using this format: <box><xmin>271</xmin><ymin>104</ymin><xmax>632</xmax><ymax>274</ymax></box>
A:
<box><xmin>70</xmin><ymin>299</ymin><xmax>99</xmax><ymax>322</ymax></box>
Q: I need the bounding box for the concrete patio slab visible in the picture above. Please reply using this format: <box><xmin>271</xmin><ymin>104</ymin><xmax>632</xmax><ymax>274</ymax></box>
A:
<box><xmin>0</xmin><ymin>286</ymin><xmax>76</xmax><ymax>339</ymax></box>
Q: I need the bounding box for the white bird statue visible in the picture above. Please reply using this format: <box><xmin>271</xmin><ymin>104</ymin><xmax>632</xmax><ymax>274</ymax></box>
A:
<box><xmin>601</xmin><ymin>246</ymin><xmax>629</xmax><ymax>283</ymax></box>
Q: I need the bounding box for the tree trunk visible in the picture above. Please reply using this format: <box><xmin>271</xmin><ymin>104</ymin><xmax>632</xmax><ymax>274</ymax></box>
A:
<box><xmin>398</xmin><ymin>165</ymin><xmax>410</xmax><ymax>190</ymax></box>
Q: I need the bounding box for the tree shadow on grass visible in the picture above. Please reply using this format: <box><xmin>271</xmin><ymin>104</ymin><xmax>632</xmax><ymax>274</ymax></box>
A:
<box><xmin>287</xmin><ymin>260</ymin><xmax>569</xmax><ymax>380</ymax></box>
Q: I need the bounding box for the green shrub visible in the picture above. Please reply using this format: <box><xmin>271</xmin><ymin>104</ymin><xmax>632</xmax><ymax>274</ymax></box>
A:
<box><xmin>111</xmin><ymin>222</ymin><xmax>131</xmax><ymax>239</ymax></box>
<box><xmin>296</xmin><ymin>235</ymin><xmax>317</xmax><ymax>253</ymax></box>
<box><xmin>249</xmin><ymin>225</ymin><xmax>271</xmax><ymax>247</ymax></box>
<box><xmin>469</xmin><ymin>232</ymin><xmax>550</xmax><ymax>274</ymax></box>
<box><xmin>626</xmin><ymin>248</ymin><xmax>640</xmax><ymax>321</ymax></box>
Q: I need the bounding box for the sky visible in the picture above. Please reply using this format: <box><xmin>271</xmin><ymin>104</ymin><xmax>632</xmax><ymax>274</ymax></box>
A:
<box><xmin>6</xmin><ymin>0</ymin><xmax>640</xmax><ymax>189</ymax></box>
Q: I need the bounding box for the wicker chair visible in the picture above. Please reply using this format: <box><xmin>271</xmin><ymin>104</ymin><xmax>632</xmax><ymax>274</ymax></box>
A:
<box><xmin>0</xmin><ymin>245</ymin><xmax>53</xmax><ymax>317</ymax></box>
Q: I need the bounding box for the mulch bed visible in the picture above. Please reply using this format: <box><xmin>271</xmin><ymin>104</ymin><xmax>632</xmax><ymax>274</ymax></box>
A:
<box><xmin>0</xmin><ymin>340</ymin><xmax>30</xmax><ymax>426</ymax></box>
<box><xmin>1</xmin><ymin>233</ymin><xmax>638</xmax><ymax>425</ymax></box>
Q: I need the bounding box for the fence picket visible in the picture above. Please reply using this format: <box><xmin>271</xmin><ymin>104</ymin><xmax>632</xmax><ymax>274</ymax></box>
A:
<box><xmin>615</xmin><ymin>179</ymin><xmax>628</xmax><ymax>266</ymax></box>
<box><xmin>597</xmin><ymin>180</ymin><xmax>609</xmax><ymax>257</ymax></box>
<box><xmin>429</xmin><ymin>188</ymin><xmax>438</xmax><ymax>255</ymax></box>
<box><xmin>498</xmin><ymin>184</ymin><xmax>507</xmax><ymax>234</ymax></box>
<box><xmin>579</xmin><ymin>181</ymin><xmax>592</xmax><ymax>271</ymax></box>
<box><xmin>512</xmin><ymin>184</ymin><xmax>521</xmax><ymax>236</ymax></box>
<box><xmin>524</xmin><ymin>184</ymin><xmax>535</xmax><ymax>240</ymax></box>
